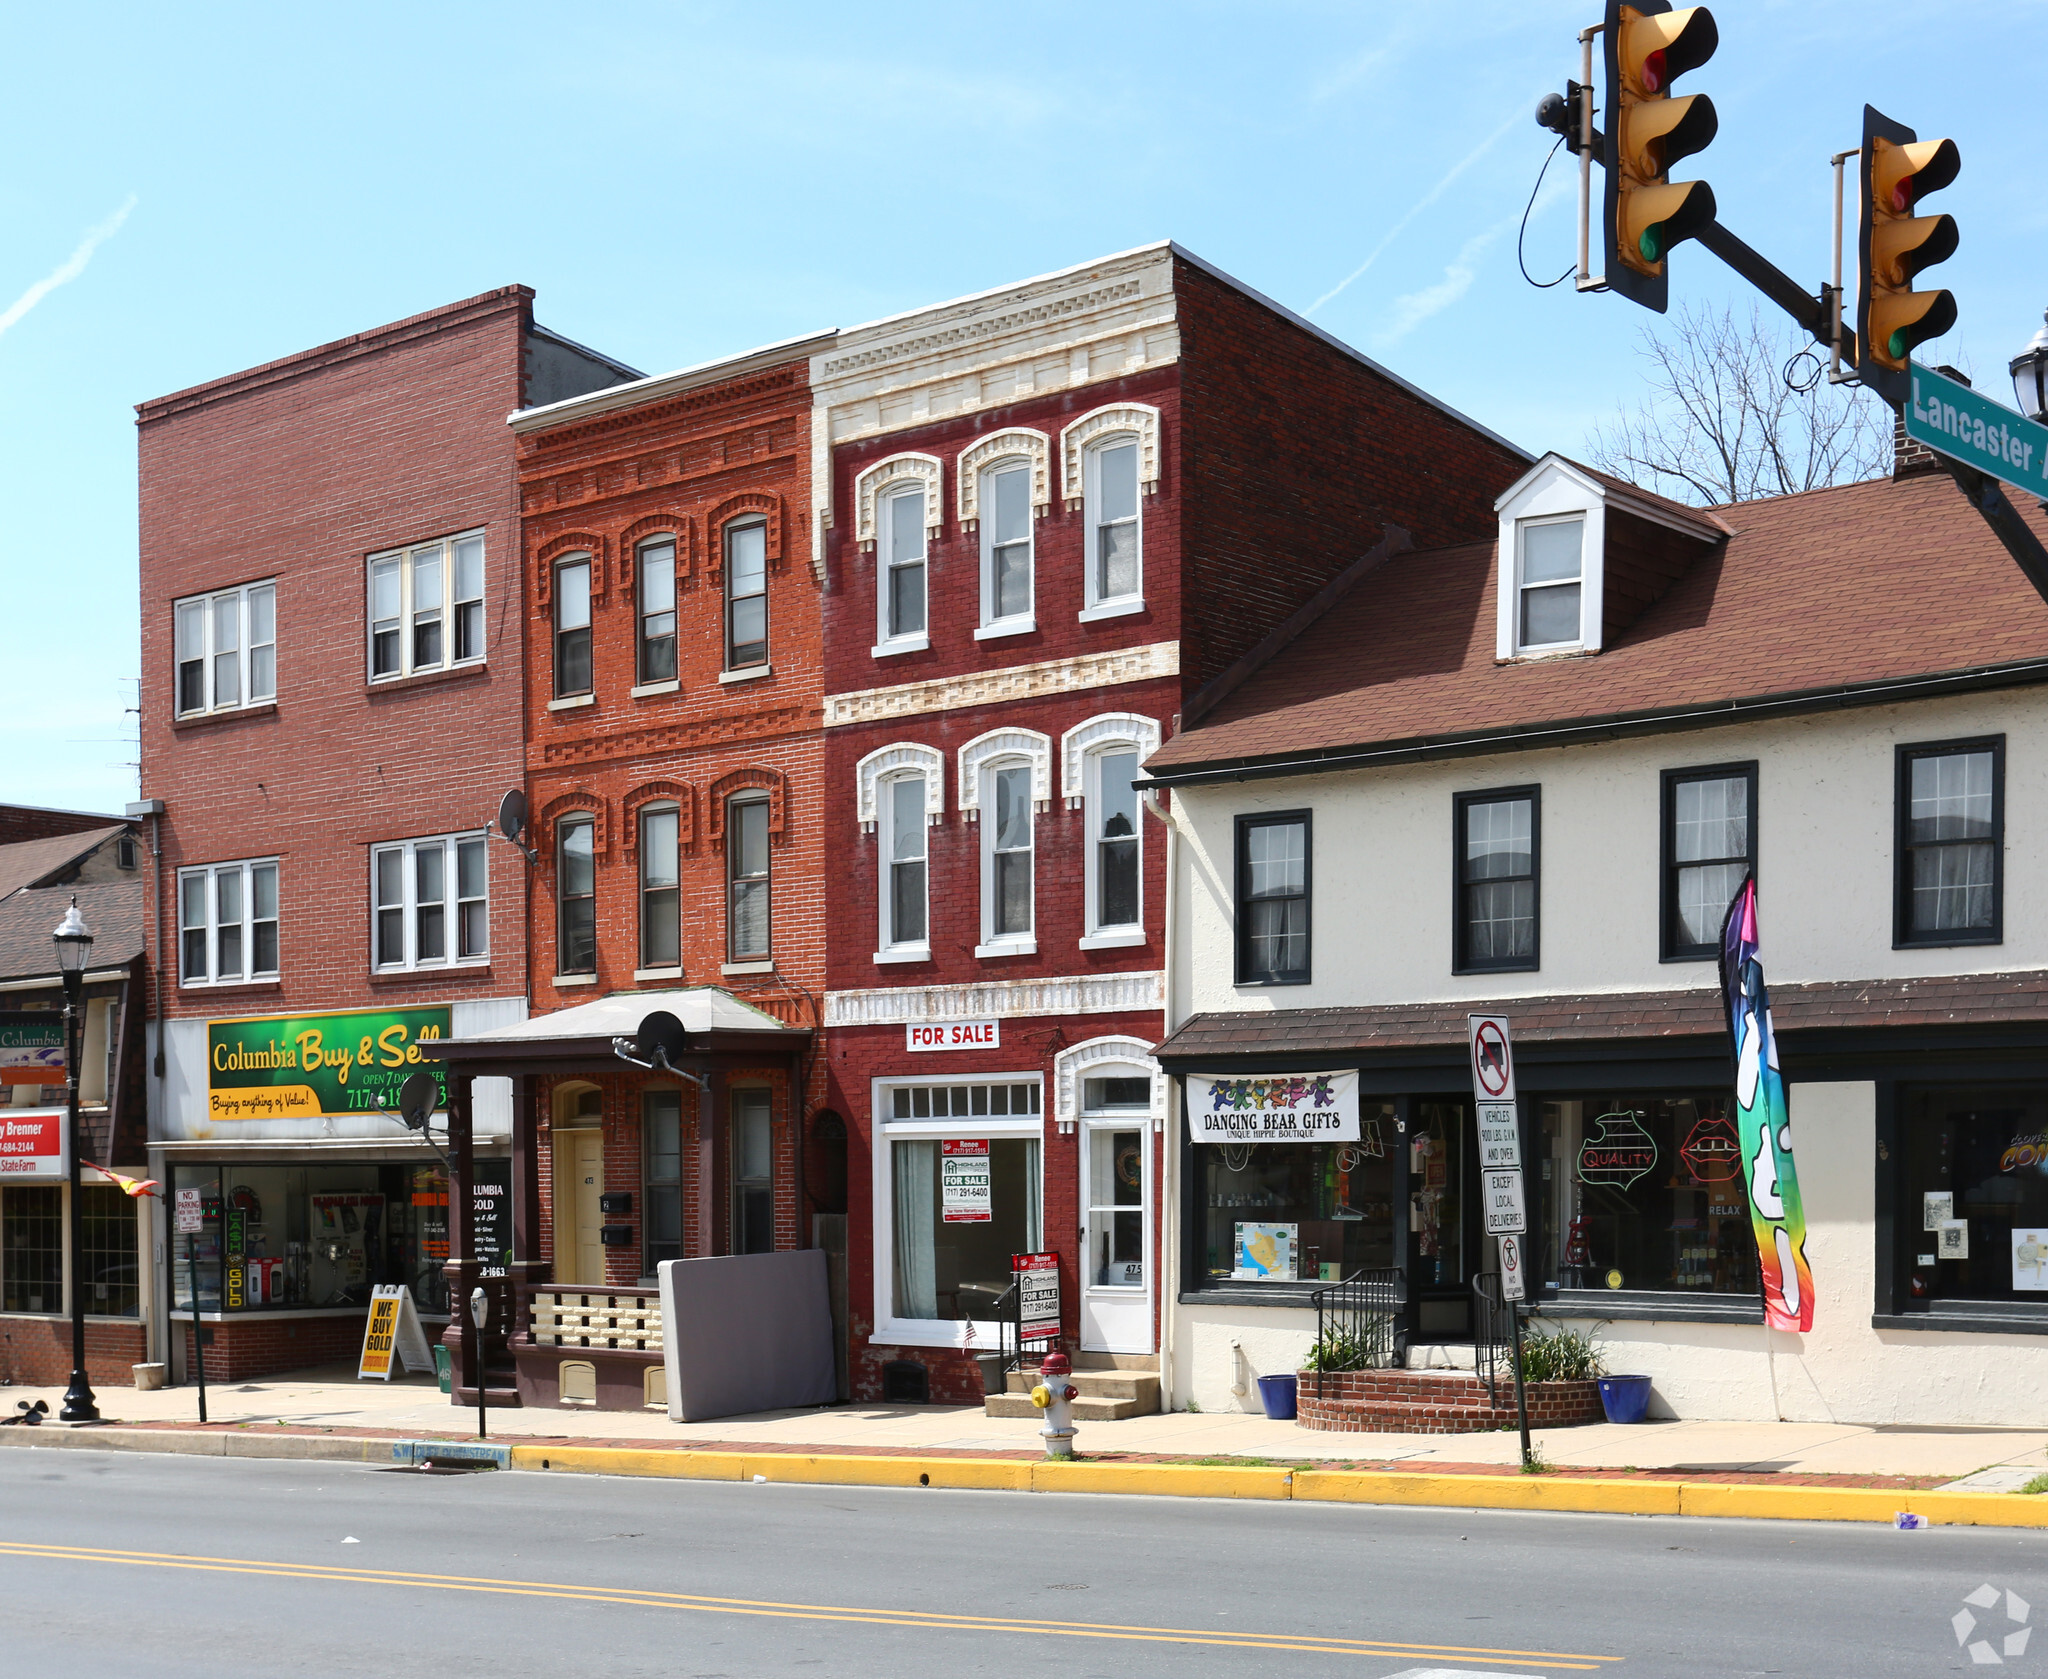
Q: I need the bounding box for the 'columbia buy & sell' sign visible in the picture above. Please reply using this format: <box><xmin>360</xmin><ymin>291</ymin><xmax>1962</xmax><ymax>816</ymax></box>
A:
<box><xmin>208</xmin><ymin>1007</ymin><xmax>451</xmax><ymax>1120</ymax></box>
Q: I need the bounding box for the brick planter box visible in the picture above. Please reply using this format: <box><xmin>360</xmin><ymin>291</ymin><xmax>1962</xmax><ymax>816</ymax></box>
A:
<box><xmin>1294</xmin><ymin>1367</ymin><xmax>1604</xmax><ymax>1434</ymax></box>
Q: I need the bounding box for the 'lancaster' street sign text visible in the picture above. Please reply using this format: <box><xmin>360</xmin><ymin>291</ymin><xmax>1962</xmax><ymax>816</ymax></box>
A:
<box><xmin>1905</xmin><ymin>362</ymin><xmax>2048</xmax><ymax>501</ymax></box>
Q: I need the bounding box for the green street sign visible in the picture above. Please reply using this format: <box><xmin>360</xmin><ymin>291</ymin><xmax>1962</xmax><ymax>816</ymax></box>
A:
<box><xmin>207</xmin><ymin>1005</ymin><xmax>451</xmax><ymax>1121</ymax></box>
<box><xmin>1905</xmin><ymin>361</ymin><xmax>2048</xmax><ymax>500</ymax></box>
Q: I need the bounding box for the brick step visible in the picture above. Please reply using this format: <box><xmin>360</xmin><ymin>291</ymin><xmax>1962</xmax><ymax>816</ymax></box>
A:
<box><xmin>1294</xmin><ymin>1372</ymin><xmax>1604</xmax><ymax>1435</ymax></box>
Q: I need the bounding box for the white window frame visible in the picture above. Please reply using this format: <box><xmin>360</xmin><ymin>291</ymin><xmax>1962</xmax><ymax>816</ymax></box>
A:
<box><xmin>177</xmin><ymin>859</ymin><xmax>280</xmax><ymax>987</ymax></box>
<box><xmin>726</xmin><ymin>794</ymin><xmax>772</xmax><ymax>964</ymax></box>
<box><xmin>369</xmin><ymin>832</ymin><xmax>488</xmax><ymax>973</ymax></box>
<box><xmin>978</xmin><ymin>757</ymin><xmax>1037</xmax><ymax>958</ymax></box>
<box><xmin>1511</xmin><ymin>514</ymin><xmax>1588</xmax><ymax>655</ymax></box>
<box><xmin>876</xmin><ymin>770</ymin><xmax>933</xmax><ymax>963</ymax></box>
<box><xmin>1491</xmin><ymin>456</ymin><xmax>1615</xmax><ymax>660</ymax></box>
<box><xmin>1060</xmin><ymin>713</ymin><xmax>1161</xmax><ymax>948</ymax></box>
<box><xmin>174</xmin><ymin>581</ymin><xmax>276</xmax><ymax>717</ymax></box>
<box><xmin>367</xmin><ymin>530</ymin><xmax>485</xmax><ymax>683</ymax></box>
<box><xmin>637</xmin><ymin>802</ymin><xmax>682</xmax><ymax>976</ymax></box>
<box><xmin>974</xmin><ymin>459</ymin><xmax>1038</xmax><ymax>638</ymax></box>
<box><xmin>875</xmin><ymin>485</ymin><xmax>930</xmax><ymax>657</ymax></box>
<box><xmin>1062</xmin><ymin>404</ymin><xmax>1158</xmax><ymax>621</ymax></box>
<box><xmin>959</xmin><ymin>729</ymin><xmax>1050</xmax><ymax>959</ymax></box>
<box><xmin>870</xmin><ymin>1072</ymin><xmax>1044</xmax><ymax>1349</ymax></box>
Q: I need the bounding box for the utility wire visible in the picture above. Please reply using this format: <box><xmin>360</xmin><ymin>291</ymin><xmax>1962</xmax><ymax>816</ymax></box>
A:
<box><xmin>1518</xmin><ymin>134</ymin><xmax>1575</xmax><ymax>289</ymax></box>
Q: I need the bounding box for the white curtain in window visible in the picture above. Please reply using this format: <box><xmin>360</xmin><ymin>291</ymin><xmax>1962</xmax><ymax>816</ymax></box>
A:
<box><xmin>893</xmin><ymin>1140</ymin><xmax>938</xmax><ymax>1319</ymax></box>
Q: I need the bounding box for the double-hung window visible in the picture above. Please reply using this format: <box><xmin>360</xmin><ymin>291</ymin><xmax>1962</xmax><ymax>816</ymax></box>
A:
<box><xmin>725</xmin><ymin>520</ymin><xmax>768</xmax><ymax>670</ymax></box>
<box><xmin>371</xmin><ymin>834</ymin><xmax>487</xmax><ymax>971</ymax></box>
<box><xmin>556</xmin><ymin>815</ymin><xmax>596</xmax><ymax>976</ymax></box>
<box><xmin>1455</xmin><ymin>788</ymin><xmax>1539</xmax><ymax>972</ymax></box>
<box><xmin>1234</xmin><ymin>812</ymin><xmax>1310</xmax><ymax>985</ymax></box>
<box><xmin>175</xmin><ymin>582</ymin><xmax>276</xmax><ymax>716</ymax></box>
<box><xmin>644</xmin><ymin>1087</ymin><xmax>683</xmax><ymax>1271</ymax></box>
<box><xmin>1088</xmin><ymin>749</ymin><xmax>1142</xmax><ymax>939</ymax></box>
<box><xmin>979</xmin><ymin>464</ymin><xmax>1034</xmax><ymax>633</ymax></box>
<box><xmin>368</xmin><ymin>532</ymin><xmax>483</xmax><ymax>681</ymax></box>
<box><xmin>731</xmin><ymin>1087</ymin><xmax>774</xmax><ymax>1254</ymax></box>
<box><xmin>639</xmin><ymin>803</ymin><xmax>681</xmax><ymax>971</ymax></box>
<box><xmin>1896</xmin><ymin>738</ymin><xmax>2004</xmax><ymax>946</ymax></box>
<box><xmin>637</xmin><ymin>537</ymin><xmax>677</xmax><ymax>685</ymax></box>
<box><xmin>1085</xmin><ymin>440</ymin><xmax>1142</xmax><ymax>611</ymax></box>
<box><xmin>1514</xmin><ymin>517</ymin><xmax>1584</xmax><ymax>652</ymax></box>
<box><xmin>981</xmin><ymin>764</ymin><xmax>1034</xmax><ymax>953</ymax></box>
<box><xmin>178</xmin><ymin>859</ymin><xmax>279</xmax><ymax>985</ymax></box>
<box><xmin>1662</xmin><ymin>764</ymin><xmax>1756</xmax><ymax>960</ymax></box>
<box><xmin>881</xmin><ymin>774</ymin><xmax>930</xmax><ymax>955</ymax></box>
<box><xmin>880</xmin><ymin>487</ymin><xmax>927</xmax><ymax>649</ymax></box>
<box><xmin>553</xmin><ymin>555</ymin><xmax>592</xmax><ymax>698</ymax></box>
<box><xmin>727</xmin><ymin>797</ymin><xmax>771</xmax><ymax>962</ymax></box>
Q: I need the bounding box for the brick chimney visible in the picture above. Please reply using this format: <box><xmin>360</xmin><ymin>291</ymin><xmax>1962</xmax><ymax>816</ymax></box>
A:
<box><xmin>1895</xmin><ymin>365</ymin><xmax>1969</xmax><ymax>480</ymax></box>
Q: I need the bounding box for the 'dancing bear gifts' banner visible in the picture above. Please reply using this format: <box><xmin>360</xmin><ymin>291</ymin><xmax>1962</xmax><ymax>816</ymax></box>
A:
<box><xmin>1719</xmin><ymin>878</ymin><xmax>1815</xmax><ymax>1333</ymax></box>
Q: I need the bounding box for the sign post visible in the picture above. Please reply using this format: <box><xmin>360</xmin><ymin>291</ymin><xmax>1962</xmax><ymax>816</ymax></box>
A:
<box><xmin>1467</xmin><ymin>1014</ymin><xmax>1532</xmax><ymax>1469</ymax></box>
<box><xmin>174</xmin><ymin>1187</ymin><xmax>208</xmax><ymax>1423</ymax></box>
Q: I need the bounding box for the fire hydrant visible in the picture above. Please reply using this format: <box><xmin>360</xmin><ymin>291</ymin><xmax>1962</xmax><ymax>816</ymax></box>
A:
<box><xmin>1030</xmin><ymin>1350</ymin><xmax>1079</xmax><ymax>1459</ymax></box>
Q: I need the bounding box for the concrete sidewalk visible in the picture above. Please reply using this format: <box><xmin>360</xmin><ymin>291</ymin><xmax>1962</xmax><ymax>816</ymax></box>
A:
<box><xmin>9</xmin><ymin>1363</ymin><xmax>2047</xmax><ymax>1486</ymax></box>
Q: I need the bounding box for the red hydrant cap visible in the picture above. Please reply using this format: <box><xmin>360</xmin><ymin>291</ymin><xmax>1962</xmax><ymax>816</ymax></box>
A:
<box><xmin>1041</xmin><ymin>1352</ymin><xmax>1071</xmax><ymax>1376</ymax></box>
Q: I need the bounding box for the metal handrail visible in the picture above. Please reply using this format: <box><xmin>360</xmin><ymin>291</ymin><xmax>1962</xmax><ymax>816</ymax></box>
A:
<box><xmin>1471</xmin><ymin>1270</ymin><xmax>1514</xmax><ymax>1407</ymax></box>
<box><xmin>1306</xmin><ymin>1266</ymin><xmax>1404</xmax><ymax>1399</ymax></box>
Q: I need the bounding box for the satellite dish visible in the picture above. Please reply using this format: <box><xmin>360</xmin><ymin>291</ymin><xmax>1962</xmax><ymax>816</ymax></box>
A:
<box><xmin>632</xmin><ymin>1011</ymin><xmax>690</xmax><ymax>1069</ymax></box>
<box><xmin>497</xmin><ymin>788</ymin><xmax>528</xmax><ymax>845</ymax></box>
<box><xmin>397</xmin><ymin>1070</ymin><xmax>441</xmax><ymax>1132</ymax></box>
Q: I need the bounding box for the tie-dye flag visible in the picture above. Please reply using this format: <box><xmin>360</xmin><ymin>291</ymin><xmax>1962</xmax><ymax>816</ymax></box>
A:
<box><xmin>1719</xmin><ymin>877</ymin><xmax>1815</xmax><ymax>1332</ymax></box>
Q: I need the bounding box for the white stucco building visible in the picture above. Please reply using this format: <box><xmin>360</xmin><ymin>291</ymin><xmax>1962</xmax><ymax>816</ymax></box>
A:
<box><xmin>1142</xmin><ymin>444</ymin><xmax>2048</xmax><ymax>1426</ymax></box>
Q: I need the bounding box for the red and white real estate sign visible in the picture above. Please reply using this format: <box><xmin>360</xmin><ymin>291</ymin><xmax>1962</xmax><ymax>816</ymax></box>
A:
<box><xmin>906</xmin><ymin>1019</ymin><xmax>1001</xmax><ymax>1052</ymax></box>
<box><xmin>940</xmin><ymin>1139</ymin><xmax>991</xmax><ymax>1223</ymax></box>
<box><xmin>0</xmin><ymin>1112</ymin><xmax>65</xmax><ymax>1178</ymax></box>
<box><xmin>1012</xmin><ymin>1251</ymin><xmax>1060</xmax><ymax>1341</ymax></box>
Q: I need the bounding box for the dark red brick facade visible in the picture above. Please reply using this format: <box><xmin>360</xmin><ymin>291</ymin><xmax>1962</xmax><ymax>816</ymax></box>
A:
<box><xmin>2</xmin><ymin>1316</ymin><xmax>148</xmax><ymax>1389</ymax></box>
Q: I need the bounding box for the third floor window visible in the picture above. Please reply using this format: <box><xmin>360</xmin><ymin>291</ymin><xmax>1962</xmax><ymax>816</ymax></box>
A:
<box><xmin>725</xmin><ymin>520</ymin><xmax>768</xmax><ymax>670</ymax></box>
<box><xmin>369</xmin><ymin>532</ymin><xmax>484</xmax><ymax>681</ymax></box>
<box><xmin>637</xmin><ymin>536</ymin><xmax>677</xmax><ymax>685</ymax></box>
<box><xmin>554</xmin><ymin>555</ymin><xmax>592</xmax><ymax>697</ymax></box>
<box><xmin>175</xmin><ymin>581</ymin><xmax>275</xmax><ymax>717</ymax></box>
<box><xmin>880</xmin><ymin>486</ymin><xmax>927</xmax><ymax>648</ymax></box>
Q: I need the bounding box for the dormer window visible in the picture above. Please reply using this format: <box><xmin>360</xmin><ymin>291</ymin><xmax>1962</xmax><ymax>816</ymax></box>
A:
<box><xmin>1516</xmin><ymin>516</ymin><xmax>1584</xmax><ymax>650</ymax></box>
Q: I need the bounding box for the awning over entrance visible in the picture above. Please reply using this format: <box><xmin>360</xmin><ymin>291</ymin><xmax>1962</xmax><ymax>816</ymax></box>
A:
<box><xmin>425</xmin><ymin>986</ymin><xmax>812</xmax><ymax>1078</ymax></box>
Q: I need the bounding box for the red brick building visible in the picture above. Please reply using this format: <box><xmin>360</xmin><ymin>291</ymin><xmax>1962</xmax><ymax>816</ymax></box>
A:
<box><xmin>135</xmin><ymin>289</ymin><xmax>638</xmax><ymax>1382</ymax></box>
<box><xmin>812</xmin><ymin>244</ymin><xmax>1527</xmax><ymax>1404</ymax></box>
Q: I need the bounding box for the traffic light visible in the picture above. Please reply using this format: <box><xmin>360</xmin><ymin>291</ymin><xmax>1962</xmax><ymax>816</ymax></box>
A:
<box><xmin>1602</xmin><ymin>1</ymin><xmax>1719</xmax><ymax>312</ymax></box>
<box><xmin>1857</xmin><ymin>104</ymin><xmax>1959</xmax><ymax>397</ymax></box>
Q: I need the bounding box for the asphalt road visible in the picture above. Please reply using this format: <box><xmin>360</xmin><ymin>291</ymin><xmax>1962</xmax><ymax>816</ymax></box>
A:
<box><xmin>2</xmin><ymin>1450</ymin><xmax>2044</xmax><ymax>1678</ymax></box>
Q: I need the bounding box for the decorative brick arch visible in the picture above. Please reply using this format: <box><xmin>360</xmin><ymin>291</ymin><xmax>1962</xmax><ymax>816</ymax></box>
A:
<box><xmin>705</xmin><ymin>492</ymin><xmax>785</xmax><ymax>575</ymax></box>
<box><xmin>1060</xmin><ymin>403</ymin><xmax>1162</xmax><ymax>509</ymax></box>
<box><xmin>957</xmin><ymin>728</ymin><xmax>1053</xmax><ymax>820</ymax></box>
<box><xmin>855</xmin><ymin>742</ymin><xmax>945</xmax><ymax>832</ymax></box>
<box><xmin>537</xmin><ymin>790</ymin><xmax>608</xmax><ymax>862</ymax></box>
<box><xmin>623</xmin><ymin>779</ymin><xmax>696</xmax><ymax>856</ymax></box>
<box><xmin>534</xmin><ymin>531</ymin><xmax>608</xmax><ymax>606</ymax></box>
<box><xmin>619</xmin><ymin>515</ymin><xmax>696</xmax><ymax>585</ymax></box>
<box><xmin>707</xmin><ymin>768</ymin><xmax>788</xmax><ymax>850</ymax></box>
<box><xmin>1051</xmin><ymin>1035</ymin><xmax>1165</xmax><ymax>1135</ymax></box>
<box><xmin>956</xmin><ymin>428</ymin><xmax>1051</xmax><ymax>527</ymax></box>
<box><xmin>852</xmin><ymin>454</ymin><xmax>943</xmax><ymax>552</ymax></box>
<box><xmin>1059</xmin><ymin>712</ymin><xmax>1164</xmax><ymax>808</ymax></box>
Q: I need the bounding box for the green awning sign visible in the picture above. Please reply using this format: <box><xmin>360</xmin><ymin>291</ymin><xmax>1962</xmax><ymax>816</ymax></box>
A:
<box><xmin>1905</xmin><ymin>361</ymin><xmax>2048</xmax><ymax>501</ymax></box>
<box><xmin>207</xmin><ymin>1006</ymin><xmax>451</xmax><ymax>1120</ymax></box>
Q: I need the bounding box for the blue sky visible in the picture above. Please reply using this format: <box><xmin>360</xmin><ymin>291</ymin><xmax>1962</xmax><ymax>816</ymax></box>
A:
<box><xmin>4</xmin><ymin>0</ymin><xmax>2043</xmax><ymax>812</ymax></box>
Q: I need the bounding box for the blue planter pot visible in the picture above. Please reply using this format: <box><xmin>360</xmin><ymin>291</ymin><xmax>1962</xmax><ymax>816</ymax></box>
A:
<box><xmin>1598</xmin><ymin>1374</ymin><xmax>1653</xmax><ymax>1424</ymax></box>
<box><xmin>1256</xmin><ymin>1373</ymin><xmax>1298</xmax><ymax>1420</ymax></box>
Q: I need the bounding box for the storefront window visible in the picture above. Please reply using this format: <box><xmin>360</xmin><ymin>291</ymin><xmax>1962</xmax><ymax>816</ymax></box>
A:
<box><xmin>1195</xmin><ymin>1101</ymin><xmax>1396</xmax><ymax>1285</ymax></box>
<box><xmin>1</xmin><ymin>1185</ymin><xmax>62</xmax><ymax>1313</ymax></box>
<box><xmin>81</xmin><ymin>1186</ymin><xmax>139</xmax><ymax>1316</ymax></box>
<box><xmin>1540</xmin><ymin>1093</ymin><xmax>1757</xmax><ymax>1296</ymax></box>
<box><xmin>1901</xmin><ymin>1086</ymin><xmax>2048</xmax><ymax>1306</ymax></box>
<box><xmin>883</xmin><ymin>1079</ymin><xmax>1042</xmax><ymax>1329</ymax></box>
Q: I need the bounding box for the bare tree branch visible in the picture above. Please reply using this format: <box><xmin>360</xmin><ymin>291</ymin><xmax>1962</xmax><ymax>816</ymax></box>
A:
<box><xmin>1587</xmin><ymin>301</ymin><xmax>1893</xmax><ymax>505</ymax></box>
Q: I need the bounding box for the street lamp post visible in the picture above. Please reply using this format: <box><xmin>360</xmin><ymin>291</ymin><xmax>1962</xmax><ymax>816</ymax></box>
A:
<box><xmin>52</xmin><ymin>899</ymin><xmax>98</xmax><ymax>1424</ymax></box>
<box><xmin>2010</xmin><ymin>308</ymin><xmax>2048</xmax><ymax>425</ymax></box>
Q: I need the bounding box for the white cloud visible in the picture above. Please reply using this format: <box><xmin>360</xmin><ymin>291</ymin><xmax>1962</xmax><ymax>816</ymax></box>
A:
<box><xmin>1372</xmin><ymin>177</ymin><xmax>1572</xmax><ymax>346</ymax></box>
<box><xmin>0</xmin><ymin>195</ymin><xmax>138</xmax><ymax>340</ymax></box>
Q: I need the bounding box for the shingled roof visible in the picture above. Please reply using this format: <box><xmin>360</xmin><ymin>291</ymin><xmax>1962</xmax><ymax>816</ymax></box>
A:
<box><xmin>1145</xmin><ymin>469</ymin><xmax>2048</xmax><ymax>781</ymax></box>
<box><xmin>0</xmin><ymin>881</ymin><xmax>145</xmax><ymax>982</ymax></box>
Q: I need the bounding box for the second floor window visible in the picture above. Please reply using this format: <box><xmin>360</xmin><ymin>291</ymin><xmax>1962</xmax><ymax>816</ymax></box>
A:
<box><xmin>1663</xmin><ymin>765</ymin><xmax>1756</xmax><ymax>960</ymax></box>
<box><xmin>637</xmin><ymin>537</ymin><xmax>677</xmax><ymax>684</ymax></box>
<box><xmin>368</xmin><ymin>532</ymin><xmax>484</xmax><ymax>681</ymax></box>
<box><xmin>179</xmin><ymin>859</ymin><xmax>279</xmax><ymax>985</ymax></box>
<box><xmin>554</xmin><ymin>556</ymin><xmax>592</xmax><ymax>697</ymax></box>
<box><xmin>1235</xmin><ymin>812</ymin><xmax>1309</xmax><ymax>985</ymax></box>
<box><xmin>1091</xmin><ymin>748</ymin><xmax>1141</xmax><ymax>934</ymax></box>
<box><xmin>725</xmin><ymin>520</ymin><xmax>768</xmax><ymax>669</ymax></box>
<box><xmin>1456</xmin><ymin>789</ymin><xmax>1539</xmax><ymax>973</ymax></box>
<box><xmin>981</xmin><ymin>464</ymin><xmax>1033</xmax><ymax>630</ymax></box>
<box><xmin>881</xmin><ymin>486</ymin><xmax>927</xmax><ymax>645</ymax></box>
<box><xmin>557</xmin><ymin>814</ymin><xmax>596</xmax><ymax>975</ymax></box>
<box><xmin>984</xmin><ymin>763</ymin><xmax>1035</xmax><ymax>945</ymax></box>
<box><xmin>1087</xmin><ymin>440</ymin><xmax>1141</xmax><ymax>608</ymax></box>
<box><xmin>640</xmin><ymin>803</ymin><xmax>680</xmax><ymax>970</ymax></box>
<box><xmin>1514</xmin><ymin>516</ymin><xmax>1583</xmax><ymax>652</ymax></box>
<box><xmin>1897</xmin><ymin>738</ymin><xmax>2004</xmax><ymax>947</ymax></box>
<box><xmin>728</xmin><ymin>797</ymin><xmax>771</xmax><ymax>961</ymax></box>
<box><xmin>372</xmin><ymin>834</ymin><xmax>487</xmax><ymax>971</ymax></box>
<box><xmin>883</xmin><ymin>773</ymin><xmax>929</xmax><ymax>952</ymax></box>
<box><xmin>175</xmin><ymin>582</ymin><xmax>276</xmax><ymax>716</ymax></box>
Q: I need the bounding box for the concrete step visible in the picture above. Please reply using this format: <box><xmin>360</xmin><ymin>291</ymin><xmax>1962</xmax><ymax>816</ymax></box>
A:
<box><xmin>984</xmin><ymin>1366</ymin><xmax>1161</xmax><ymax>1421</ymax></box>
<box><xmin>982</xmin><ymin>1392</ymin><xmax>1152</xmax><ymax>1421</ymax></box>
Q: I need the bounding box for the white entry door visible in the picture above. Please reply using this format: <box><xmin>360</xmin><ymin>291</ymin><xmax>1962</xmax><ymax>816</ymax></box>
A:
<box><xmin>1079</xmin><ymin>1103</ymin><xmax>1152</xmax><ymax>1353</ymax></box>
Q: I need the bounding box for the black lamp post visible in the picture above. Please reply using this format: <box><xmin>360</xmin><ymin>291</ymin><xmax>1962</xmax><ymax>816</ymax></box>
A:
<box><xmin>2011</xmin><ymin>308</ymin><xmax>2048</xmax><ymax>425</ymax></box>
<box><xmin>52</xmin><ymin>898</ymin><xmax>98</xmax><ymax>1424</ymax></box>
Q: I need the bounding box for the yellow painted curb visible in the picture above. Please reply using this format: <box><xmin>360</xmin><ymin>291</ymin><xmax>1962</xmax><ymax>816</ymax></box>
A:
<box><xmin>1030</xmin><ymin>1461</ymin><xmax>1294</xmax><ymax>1499</ymax></box>
<box><xmin>743</xmin><ymin>1453</ymin><xmax>1033</xmax><ymax>1492</ymax></box>
<box><xmin>509</xmin><ymin>1445</ymin><xmax>746</xmax><ymax>1480</ymax></box>
<box><xmin>1296</xmin><ymin>1471</ymin><xmax>1683</xmax><ymax>1516</ymax></box>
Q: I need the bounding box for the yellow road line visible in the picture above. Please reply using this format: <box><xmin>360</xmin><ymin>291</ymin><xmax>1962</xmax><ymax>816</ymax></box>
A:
<box><xmin>0</xmin><ymin>1540</ymin><xmax>1620</xmax><ymax>1669</ymax></box>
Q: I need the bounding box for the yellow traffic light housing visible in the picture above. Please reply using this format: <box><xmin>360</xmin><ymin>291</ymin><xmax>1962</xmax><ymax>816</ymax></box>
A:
<box><xmin>1603</xmin><ymin>0</ymin><xmax>1719</xmax><ymax>311</ymax></box>
<box><xmin>1857</xmin><ymin>105</ymin><xmax>1959</xmax><ymax>395</ymax></box>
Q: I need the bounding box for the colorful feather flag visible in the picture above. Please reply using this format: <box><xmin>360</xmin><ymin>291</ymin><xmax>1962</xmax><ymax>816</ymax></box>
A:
<box><xmin>86</xmin><ymin>1163</ymin><xmax>161</xmax><ymax>1199</ymax></box>
<box><xmin>1718</xmin><ymin>877</ymin><xmax>1814</xmax><ymax>1332</ymax></box>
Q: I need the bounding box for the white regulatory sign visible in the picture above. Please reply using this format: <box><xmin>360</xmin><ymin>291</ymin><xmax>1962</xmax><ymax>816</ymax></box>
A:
<box><xmin>1483</xmin><ymin>1168</ymin><xmax>1527</xmax><ymax>1237</ymax></box>
<box><xmin>174</xmin><ymin>1187</ymin><xmax>204</xmax><ymax>1236</ymax></box>
<box><xmin>1499</xmin><ymin>1233</ymin><xmax>1528</xmax><ymax>1303</ymax></box>
<box><xmin>1476</xmin><ymin>1100</ymin><xmax>1521</xmax><ymax>1169</ymax></box>
<box><xmin>1467</xmin><ymin>1014</ymin><xmax>1516</xmax><ymax>1102</ymax></box>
